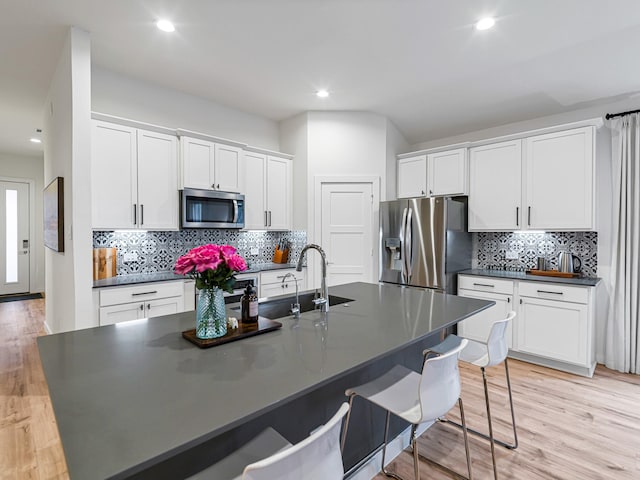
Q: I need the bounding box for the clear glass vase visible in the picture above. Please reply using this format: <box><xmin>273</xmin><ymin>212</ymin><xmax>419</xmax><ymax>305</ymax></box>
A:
<box><xmin>196</xmin><ymin>287</ymin><xmax>227</xmax><ymax>339</ymax></box>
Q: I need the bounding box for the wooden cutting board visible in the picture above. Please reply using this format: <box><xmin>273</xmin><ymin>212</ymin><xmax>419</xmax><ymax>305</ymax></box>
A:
<box><xmin>93</xmin><ymin>248</ymin><xmax>117</xmax><ymax>280</ymax></box>
<box><xmin>527</xmin><ymin>269</ymin><xmax>580</xmax><ymax>278</ymax></box>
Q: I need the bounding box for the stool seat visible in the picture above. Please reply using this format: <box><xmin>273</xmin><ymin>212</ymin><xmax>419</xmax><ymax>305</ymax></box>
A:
<box><xmin>187</xmin><ymin>428</ymin><xmax>292</xmax><ymax>480</ymax></box>
<box><xmin>346</xmin><ymin>365</ymin><xmax>424</xmax><ymax>425</ymax></box>
<box><xmin>429</xmin><ymin>334</ymin><xmax>490</xmax><ymax>367</ymax></box>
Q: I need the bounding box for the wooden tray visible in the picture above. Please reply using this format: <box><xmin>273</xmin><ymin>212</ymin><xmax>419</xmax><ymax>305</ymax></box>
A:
<box><xmin>527</xmin><ymin>269</ymin><xmax>580</xmax><ymax>278</ymax></box>
<box><xmin>182</xmin><ymin>317</ymin><xmax>282</xmax><ymax>349</ymax></box>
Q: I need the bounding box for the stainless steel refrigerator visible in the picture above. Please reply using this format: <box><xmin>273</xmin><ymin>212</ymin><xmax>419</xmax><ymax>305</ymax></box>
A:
<box><xmin>379</xmin><ymin>196</ymin><xmax>471</xmax><ymax>294</ymax></box>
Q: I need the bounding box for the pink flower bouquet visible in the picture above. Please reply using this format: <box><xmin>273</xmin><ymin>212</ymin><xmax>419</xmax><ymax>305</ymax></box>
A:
<box><xmin>174</xmin><ymin>244</ymin><xmax>247</xmax><ymax>292</ymax></box>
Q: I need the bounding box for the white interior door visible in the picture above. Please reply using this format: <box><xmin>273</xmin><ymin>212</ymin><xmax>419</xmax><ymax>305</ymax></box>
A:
<box><xmin>0</xmin><ymin>181</ymin><xmax>29</xmax><ymax>295</ymax></box>
<box><xmin>321</xmin><ymin>183</ymin><xmax>373</xmax><ymax>286</ymax></box>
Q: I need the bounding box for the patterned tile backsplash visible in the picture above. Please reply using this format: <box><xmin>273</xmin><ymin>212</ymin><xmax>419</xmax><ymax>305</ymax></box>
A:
<box><xmin>93</xmin><ymin>230</ymin><xmax>308</xmax><ymax>276</ymax></box>
<box><xmin>474</xmin><ymin>231</ymin><xmax>598</xmax><ymax>277</ymax></box>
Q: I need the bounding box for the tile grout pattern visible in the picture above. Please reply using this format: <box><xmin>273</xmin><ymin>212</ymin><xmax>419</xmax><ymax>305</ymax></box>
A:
<box><xmin>472</xmin><ymin>231</ymin><xmax>598</xmax><ymax>277</ymax></box>
<box><xmin>93</xmin><ymin>230</ymin><xmax>307</xmax><ymax>275</ymax></box>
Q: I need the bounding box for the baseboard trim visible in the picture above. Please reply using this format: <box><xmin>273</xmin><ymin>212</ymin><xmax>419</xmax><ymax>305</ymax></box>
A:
<box><xmin>345</xmin><ymin>421</ymin><xmax>433</xmax><ymax>480</ymax></box>
<box><xmin>509</xmin><ymin>351</ymin><xmax>595</xmax><ymax>378</ymax></box>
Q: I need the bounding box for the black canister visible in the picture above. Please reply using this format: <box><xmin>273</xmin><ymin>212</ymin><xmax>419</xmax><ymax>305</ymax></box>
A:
<box><xmin>240</xmin><ymin>285</ymin><xmax>259</xmax><ymax>323</ymax></box>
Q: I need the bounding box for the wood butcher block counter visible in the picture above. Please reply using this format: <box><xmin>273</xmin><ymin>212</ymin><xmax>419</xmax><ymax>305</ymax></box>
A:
<box><xmin>38</xmin><ymin>282</ymin><xmax>493</xmax><ymax>479</ymax></box>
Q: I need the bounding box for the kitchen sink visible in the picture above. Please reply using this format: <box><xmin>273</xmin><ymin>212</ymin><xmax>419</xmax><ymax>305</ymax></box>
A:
<box><xmin>231</xmin><ymin>293</ymin><xmax>354</xmax><ymax>320</ymax></box>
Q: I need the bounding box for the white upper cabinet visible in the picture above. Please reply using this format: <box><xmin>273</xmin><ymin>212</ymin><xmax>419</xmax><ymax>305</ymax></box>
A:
<box><xmin>181</xmin><ymin>137</ymin><xmax>214</xmax><ymax>190</ymax></box>
<box><xmin>214</xmin><ymin>144</ymin><xmax>242</xmax><ymax>192</ymax></box>
<box><xmin>397</xmin><ymin>155</ymin><xmax>427</xmax><ymax>198</ymax></box>
<box><xmin>524</xmin><ymin>127</ymin><xmax>594</xmax><ymax>230</ymax></box>
<box><xmin>243</xmin><ymin>151</ymin><xmax>268</xmax><ymax>230</ymax></box>
<box><xmin>468</xmin><ymin>126</ymin><xmax>595</xmax><ymax>231</ymax></box>
<box><xmin>180</xmin><ymin>136</ymin><xmax>242</xmax><ymax>193</ymax></box>
<box><xmin>398</xmin><ymin>148</ymin><xmax>468</xmax><ymax>199</ymax></box>
<box><xmin>137</xmin><ymin>130</ymin><xmax>179</xmax><ymax>230</ymax></box>
<box><xmin>91</xmin><ymin>120</ymin><xmax>178</xmax><ymax>230</ymax></box>
<box><xmin>266</xmin><ymin>156</ymin><xmax>291</xmax><ymax>230</ymax></box>
<box><xmin>242</xmin><ymin>151</ymin><xmax>291</xmax><ymax>230</ymax></box>
<box><xmin>469</xmin><ymin>140</ymin><xmax>522</xmax><ymax>231</ymax></box>
<box><xmin>427</xmin><ymin>148</ymin><xmax>468</xmax><ymax>196</ymax></box>
<box><xmin>92</xmin><ymin>121</ymin><xmax>138</xmax><ymax>230</ymax></box>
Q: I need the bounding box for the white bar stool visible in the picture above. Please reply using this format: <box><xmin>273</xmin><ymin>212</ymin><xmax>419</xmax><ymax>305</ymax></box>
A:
<box><xmin>188</xmin><ymin>402</ymin><xmax>349</xmax><ymax>480</ymax></box>
<box><xmin>341</xmin><ymin>339</ymin><xmax>473</xmax><ymax>480</ymax></box>
<box><xmin>428</xmin><ymin>311</ymin><xmax>518</xmax><ymax>480</ymax></box>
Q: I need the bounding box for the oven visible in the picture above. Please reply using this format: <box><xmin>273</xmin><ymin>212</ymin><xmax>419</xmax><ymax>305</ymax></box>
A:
<box><xmin>223</xmin><ymin>273</ymin><xmax>259</xmax><ymax>304</ymax></box>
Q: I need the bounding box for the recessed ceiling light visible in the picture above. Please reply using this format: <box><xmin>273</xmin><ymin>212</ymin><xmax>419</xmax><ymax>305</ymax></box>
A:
<box><xmin>30</xmin><ymin>138</ymin><xmax>42</xmax><ymax>144</ymax></box>
<box><xmin>316</xmin><ymin>90</ymin><xmax>329</xmax><ymax>98</ymax></box>
<box><xmin>156</xmin><ymin>19</ymin><xmax>175</xmax><ymax>33</ymax></box>
<box><xmin>475</xmin><ymin>17</ymin><xmax>496</xmax><ymax>31</ymax></box>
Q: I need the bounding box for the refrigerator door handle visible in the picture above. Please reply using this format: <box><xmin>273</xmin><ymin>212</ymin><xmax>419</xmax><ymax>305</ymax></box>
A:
<box><xmin>405</xmin><ymin>207</ymin><xmax>413</xmax><ymax>282</ymax></box>
<box><xmin>401</xmin><ymin>207</ymin><xmax>408</xmax><ymax>283</ymax></box>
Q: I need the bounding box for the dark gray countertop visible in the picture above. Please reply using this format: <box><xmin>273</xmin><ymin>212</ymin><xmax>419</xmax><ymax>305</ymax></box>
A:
<box><xmin>459</xmin><ymin>269</ymin><xmax>601</xmax><ymax>286</ymax></box>
<box><xmin>92</xmin><ymin>264</ymin><xmax>302</xmax><ymax>288</ymax></box>
<box><xmin>38</xmin><ymin>282</ymin><xmax>492</xmax><ymax>480</ymax></box>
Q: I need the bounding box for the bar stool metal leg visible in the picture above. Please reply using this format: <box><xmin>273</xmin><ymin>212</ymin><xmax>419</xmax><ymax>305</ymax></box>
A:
<box><xmin>459</xmin><ymin>398</ymin><xmax>473</xmax><ymax>480</ymax></box>
<box><xmin>441</xmin><ymin>359</ymin><xmax>518</xmax><ymax>450</ymax></box>
<box><xmin>381</xmin><ymin>410</ymin><xmax>403</xmax><ymax>480</ymax></box>
<box><xmin>417</xmin><ymin>398</ymin><xmax>474</xmax><ymax>480</ymax></box>
<box><xmin>482</xmin><ymin>367</ymin><xmax>499</xmax><ymax>480</ymax></box>
<box><xmin>341</xmin><ymin>393</ymin><xmax>357</xmax><ymax>453</ymax></box>
<box><xmin>503</xmin><ymin>358</ymin><xmax>519</xmax><ymax>449</ymax></box>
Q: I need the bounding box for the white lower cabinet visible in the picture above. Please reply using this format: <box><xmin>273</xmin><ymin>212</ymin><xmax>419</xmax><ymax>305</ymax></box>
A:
<box><xmin>458</xmin><ymin>275</ymin><xmax>596</xmax><ymax>377</ymax></box>
<box><xmin>517</xmin><ymin>297</ymin><xmax>588</xmax><ymax>365</ymax></box>
<box><xmin>97</xmin><ymin>280</ymin><xmax>192</xmax><ymax>326</ymax></box>
<box><xmin>457</xmin><ymin>289</ymin><xmax>514</xmax><ymax>349</ymax></box>
<box><xmin>259</xmin><ymin>268</ymin><xmax>306</xmax><ymax>298</ymax></box>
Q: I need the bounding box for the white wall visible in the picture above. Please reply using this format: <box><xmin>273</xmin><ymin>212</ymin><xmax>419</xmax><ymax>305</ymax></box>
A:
<box><xmin>92</xmin><ymin>67</ymin><xmax>281</xmax><ymax>151</ymax></box>
<box><xmin>280</xmin><ymin>113</ymin><xmax>309</xmax><ymax>231</ymax></box>
<box><xmin>0</xmin><ymin>152</ymin><xmax>45</xmax><ymax>293</ymax></box>
<box><xmin>281</xmin><ymin>111</ymin><xmax>407</xmax><ymax>287</ymax></box>
<box><xmin>385</xmin><ymin>119</ymin><xmax>410</xmax><ymax>201</ymax></box>
<box><xmin>409</xmin><ymin>98</ymin><xmax>640</xmax><ymax>364</ymax></box>
<box><xmin>43</xmin><ymin>27</ymin><xmax>93</xmax><ymax>333</ymax></box>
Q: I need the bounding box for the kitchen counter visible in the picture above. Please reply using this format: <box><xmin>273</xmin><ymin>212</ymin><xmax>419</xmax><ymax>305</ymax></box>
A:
<box><xmin>92</xmin><ymin>263</ymin><xmax>302</xmax><ymax>288</ymax></box>
<box><xmin>460</xmin><ymin>269</ymin><xmax>601</xmax><ymax>286</ymax></box>
<box><xmin>38</xmin><ymin>282</ymin><xmax>492</xmax><ymax>480</ymax></box>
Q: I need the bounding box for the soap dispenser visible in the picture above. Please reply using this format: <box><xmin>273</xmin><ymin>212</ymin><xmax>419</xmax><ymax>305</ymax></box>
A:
<box><xmin>240</xmin><ymin>284</ymin><xmax>259</xmax><ymax>324</ymax></box>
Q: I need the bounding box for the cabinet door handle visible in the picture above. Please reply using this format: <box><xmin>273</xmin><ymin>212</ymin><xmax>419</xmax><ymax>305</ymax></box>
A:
<box><xmin>264</xmin><ymin>211</ymin><xmax>268</xmax><ymax>227</ymax></box>
<box><xmin>507</xmin><ymin>297</ymin><xmax>511</xmax><ymax>303</ymax></box>
<box><xmin>140</xmin><ymin>204</ymin><xmax>144</xmax><ymax>225</ymax></box>
<box><xmin>133</xmin><ymin>204</ymin><xmax>137</xmax><ymax>225</ymax></box>
<box><xmin>473</xmin><ymin>283</ymin><xmax>495</xmax><ymax>288</ymax></box>
<box><xmin>528</xmin><ymin>206</ymin><xmax>531</xmax><ymax>226</ymax></box>
<box><xmin>537</xmin><ymin>289</ymin><xmax>563</xmax><ymax>295</ymax></box>
<box><xmin>211</xmin><ymin>183</ymin><xmax>215</xmax><ymax>189</ymax></box>
<box><xmin>519</xmin><ymin>299</ymin><xmax>523</xmax><ymax>304</ymax></box>
<box><xmin>421</xmin><ymin>190</ymin><xmax>425</xmax><ymax>195</ymax></box>
<box><xmin>140</xmin><ymin>304</ymin><xmax>144</xmax><ymax>311</ymax></box>
<box><xmin>217</xmin><ymin>184</ymin><xmax>220</xmax><ymax>189</ymax></box>
<box><xmin>268</xmin><ymin>211</ymin><xmax>272</xmax><ymax>227</ymax></box>
<box><xmin>132</xmin><ymin>290</ymin><xmax>158</xmax><ymax>296</ymax></box>
<box><xmin>147</xmin><ymin>304</ymin><xmax>151</xmax><ymax>309</ymax></box>
<box><xmin>516</xmin><ymin>207</ymin><xmax>519</xmax><ymax>227</ymax></box>
<box><xmin>429</xmin><ymin>189</ymin><xmax>433</xmax><ymax>195</ymax></box>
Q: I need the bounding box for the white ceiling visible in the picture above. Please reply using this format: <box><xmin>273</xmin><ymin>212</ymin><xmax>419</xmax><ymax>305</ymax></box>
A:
<box><xmin>3</xmin><ymin>0</ymin><xmax>640</xmax><ymax>156</ymax></box>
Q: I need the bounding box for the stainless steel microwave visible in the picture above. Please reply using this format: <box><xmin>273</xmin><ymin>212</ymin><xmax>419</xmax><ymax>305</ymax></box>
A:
<box><xmin>180</xmin><ymin>188</ymin><xmax>245</xmax><ymax>229</ymax></box>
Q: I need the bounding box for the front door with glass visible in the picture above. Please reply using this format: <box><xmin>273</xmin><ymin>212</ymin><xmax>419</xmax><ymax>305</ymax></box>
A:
<box><xmin>0</xmin><ymin>181</ymin><xmax>29</xmax><ymax>295</ymax></box>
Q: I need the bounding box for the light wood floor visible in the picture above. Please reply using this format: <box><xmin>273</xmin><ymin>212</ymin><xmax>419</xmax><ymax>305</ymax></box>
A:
<box><xmin>2</xmin><ymin>299</ymin><xmax>639</xmax><ymax>480</ymax></box>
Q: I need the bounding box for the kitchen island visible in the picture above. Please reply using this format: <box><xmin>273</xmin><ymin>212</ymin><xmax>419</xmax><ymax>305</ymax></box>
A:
<box><xmin>38</xmin><ymin>282</ymin><xmax>493</xmax><ymax>479</ymax></box>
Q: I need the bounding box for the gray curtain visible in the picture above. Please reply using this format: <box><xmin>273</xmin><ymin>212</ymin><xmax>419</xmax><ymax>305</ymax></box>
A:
<box><xmin>605</xmin><ymin>113</ymin><xmax>640</xmax><ymax>373</ymax></box>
